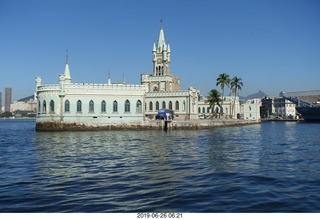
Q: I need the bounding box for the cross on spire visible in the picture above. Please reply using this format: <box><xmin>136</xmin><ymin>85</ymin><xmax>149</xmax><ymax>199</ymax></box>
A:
<box><xmin>66</xmin><ymin>49</ymin><xmax>69</xmax><ymax>64</ymax></box>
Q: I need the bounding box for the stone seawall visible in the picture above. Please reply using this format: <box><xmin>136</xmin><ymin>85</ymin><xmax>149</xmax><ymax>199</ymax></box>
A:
<box><xmin>35</xmin><ymin>119</ymin><xmax>260</xmax><ymax>131</ymax></box>
<box><xmin>170</xmin><ymin>119</ymin><xmax>260</xmax><ymax>129</ymax></box>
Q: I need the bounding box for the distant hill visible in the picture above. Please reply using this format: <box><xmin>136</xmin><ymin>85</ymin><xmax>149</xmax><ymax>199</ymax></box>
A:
<box><xmin>244</xmin><ymin>90</ymin><xmax>268</xmax><ymax>100</ymax></box>
<box><xmin>18</xmin><ymin>95</ymin><xmax>34</xmax><ymax>102</ymax></box>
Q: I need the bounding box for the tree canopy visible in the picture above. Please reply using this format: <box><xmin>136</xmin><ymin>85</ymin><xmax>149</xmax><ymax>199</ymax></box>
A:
<box><xmin>206</xmin><ymin>89</ymin><xmax>222</xmax><ymax>115</ymax></box>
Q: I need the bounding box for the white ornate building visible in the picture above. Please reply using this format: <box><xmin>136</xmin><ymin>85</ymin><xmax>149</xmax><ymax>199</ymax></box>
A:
<box><xmin>35</xmin><ymin>22</ymin><xmax>199</xmax><ymax>128</ymax></box>
<box><xmin>36</xmin><ymin>55</ymin><xmax>146</xmax><ymax>127</ymax></box>
<box><xmin>198</xmin><ymin>95</ymin><xmax>240</xmax><ymax>119</ymax></box>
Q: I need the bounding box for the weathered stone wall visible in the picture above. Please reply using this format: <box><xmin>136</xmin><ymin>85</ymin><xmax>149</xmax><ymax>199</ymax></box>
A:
<box><xmin>36</xmin><ymin>119</ymin><xmax>260</xmax><ymax>131</ymax></box>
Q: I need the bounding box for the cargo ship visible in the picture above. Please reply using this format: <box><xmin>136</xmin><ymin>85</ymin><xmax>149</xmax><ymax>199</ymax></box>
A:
<box><xmin>296</xmin><ymin>106</ymin><xmax>320</xmax><ymax>122</ymax></box>
<box><xmin>280</xmin><ymin>91</ymin><xmax>320</xmax><ymax>122</ymax></box>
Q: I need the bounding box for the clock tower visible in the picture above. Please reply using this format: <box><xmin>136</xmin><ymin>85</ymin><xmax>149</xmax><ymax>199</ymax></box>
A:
<box><xmin>141</xmin><ymin>21</ymin><xmax>181</xmax><ymax>92</ymax></box>
<box><xmin>152</xmin><ymin>21</ymin><xmax>171</xmax><ymax>76</ymax></box>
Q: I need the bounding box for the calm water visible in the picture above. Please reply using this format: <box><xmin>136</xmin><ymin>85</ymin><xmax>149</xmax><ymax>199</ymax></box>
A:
<box><xmin>0</xmin><ymin>119</ymin><xmax>320</xmax><ymax>212</ymax></box>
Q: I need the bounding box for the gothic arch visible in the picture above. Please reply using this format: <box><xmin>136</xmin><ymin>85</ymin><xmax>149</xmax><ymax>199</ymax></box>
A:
<box><xmin>152</xmin><ymin>84</ymin><xmax>159</xmax><ymax>92</ymax></box>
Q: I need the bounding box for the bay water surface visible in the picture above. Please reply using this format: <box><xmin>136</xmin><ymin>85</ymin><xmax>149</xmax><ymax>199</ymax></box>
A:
<box><xmin>0</xmin><ymin>119</ymin><xmax>320</xmax><ymax>212</ymax></box>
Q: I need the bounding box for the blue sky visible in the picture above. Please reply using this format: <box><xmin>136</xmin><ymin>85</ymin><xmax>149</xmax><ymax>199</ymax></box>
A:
<box><xmin>0</xmin><ymin>0</ymin><xmax>319</xmax><ymax>101</ymax></box>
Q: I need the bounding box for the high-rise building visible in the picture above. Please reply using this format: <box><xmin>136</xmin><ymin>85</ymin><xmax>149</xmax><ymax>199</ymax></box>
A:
<box><xmin>5</xmin><ymin>88</ymin><xmax>12</xmax><ymax>112</ymax></box>
<box><xmin>0</xmin><ymin>92</ymin><xmax>2</xmax><ymax>113</ymax></box>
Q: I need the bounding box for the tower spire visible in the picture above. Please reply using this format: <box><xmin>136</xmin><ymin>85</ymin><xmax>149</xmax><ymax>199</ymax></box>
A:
<box><xmin>63</xmin><ymin>49</ymin><xmax>71</xmax><ymax>84</ymax></box>
<box><xmin>157</xmin><ymin>19</ymin><xmax>166</xmax><ymax>51</ymax></box>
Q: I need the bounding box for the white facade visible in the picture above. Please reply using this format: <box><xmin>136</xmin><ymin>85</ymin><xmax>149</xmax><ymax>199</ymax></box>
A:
<box><xmin>243</xmin><ymin>99</ymin><xmax>261</xmax><ymax>120</ymax></box>
<box><xmin>37</xmin><ymin>85</ymin><xmax>146</xmax><ymax>124</ymax></box>
<box><xmin>274</xmin><ymin>98</ymin><xmax>296</xmax><ymax>119</ymax></box>
<box><xmin>198</xmin><ymin>96</ymin><xmax>240</xmax><ymax>119</ymax></box>
<box><xmin>145</xmin><ymin>88</ymin><xmax>198</xmax><ymax>120</ymax></box>
<box><xmin>36</xmin><ymin>60</ymin><xmax>147</xmax><ymax>126</ymax></box>
<box><xmin>11</xmin><ymin>99</ymin><xmax>37</xmax><ymax>112</ymax></box>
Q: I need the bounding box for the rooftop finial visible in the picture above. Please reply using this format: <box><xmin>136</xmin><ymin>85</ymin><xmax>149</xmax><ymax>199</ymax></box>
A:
<box><xmin>160</xmin><ymin>18</ymin><xmax>163</xmax><ymax>29</ymax></box>
<box><xmin>63</xmin><ymin>49</ymin><xmax>71</xmax><ymax>83</ymax></box>
<box><xmin>66</xmin><ymin>49</ymin><xmax>69</xmax><ymax>64</ymax></box>
<box><xmin>107</xmin><ymin>69</ymin><xmax>111</xmax><ymax>85</ymax></box>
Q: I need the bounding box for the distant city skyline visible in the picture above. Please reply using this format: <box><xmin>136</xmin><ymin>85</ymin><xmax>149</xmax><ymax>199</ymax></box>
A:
<box><xmin>0</xmin><ymin>0</ymin><xmax>319</xmax><ymax>101</ymax></box>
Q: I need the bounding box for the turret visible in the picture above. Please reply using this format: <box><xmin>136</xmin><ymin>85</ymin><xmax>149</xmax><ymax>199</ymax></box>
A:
<box><xmin>152</xmin><ymin>42</ymin><xmax>157</xmax><ymax>62</ymax></box>
<box><xmin>163</xmin><ymin>44</ymin><xmax>167</xmax><ymax>61</ymax></box>
<box><xmin>35</xmin><ymin>76</ymin><xmax>42</xmax><ymax>88</ymax></box>
<box><xmin>153</xmin><ymin>42</ymin><xmax>156</xmax><ymax>53</ymax></box>
<box><xmin>107</xmin><ymin>70</ymin><xmax>111</xmax><ymax>85</ymax></box>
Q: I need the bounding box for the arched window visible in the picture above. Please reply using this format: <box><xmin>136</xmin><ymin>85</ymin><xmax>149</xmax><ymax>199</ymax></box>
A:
<box><xmin>113</xmin><ymin>100</ymin><xmax>118</xmax><ymax>112</ymax></box>
<box><xmin>149</xmin><ymin>101</ymin><xmax>153</xmax><ymax>111</ymax></box>
<box><xmin>101</xmin><ymin>100</ymin><xmax>106</xmax><ymax>112</ymax></box>
<box><xmin>175</xmin><ymin>101</ymin><xmax>179</xmax><ymax>111</ymax></box>
<box><xmin>89</xmin><ymin>100</ymin><xmax>94</xmax><ymax>112</ymax></box>
<box><xmin>65</xmin><ymin>100</ymin><xmax>70</xmax><ymax>112</ymax></box>
<box><xmin>42</xmin><ymin>100</ymin><xmax>46</xmax><ymax>113</ymax></box>
<box><xmin>77</xmin><ymin>100</ymin><xmax>82</xmax><ymax>112</ymax></box>
<box><xmin>156</xmin><ymin>101</ymin><xmax>159</xmax><ymax>110</ymax></box>
<box><xmin>125</xmin><ymin>100</ymin><xmax>130</xmax><ymax>112</ymax></box>
<box><xmin>50</xmin><ymin>100</ymin><xmax>54</xmax><ymax>113</ymax></box>
<box><xmin>202</xmin><ymin>107</ymin><xmax>205</xmax><ymax>114</ymax></box>
<box><xmin>169</xmin><ymin>101</ymin><xmax>172</xmax><ymax>110</ymax></box>
<box><xmin>198</xmin><ymin>107</ymin><xmax>201</xmax><ymax>113</ymax></box>
<box><xmin>136</xmin><ymin>100</ymin><xmax>142</xmax><ymax>113</ymax></box>
<box><xmin>38</xmin><ymin>100</ymin><xmax>41</xmax><ymax>114</ymax></box>
<box><xmin>207</xmin><ymin>107</ymin><xmax>210</xmax><ymax>113</ymax></box>
<box><xmin>162</xmin><ymin>101</ymin><xmax>166</xmax><ymax>109</ymax></box>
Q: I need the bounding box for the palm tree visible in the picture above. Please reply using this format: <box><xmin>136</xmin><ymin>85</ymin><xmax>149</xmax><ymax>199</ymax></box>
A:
<box><xmin>206</xmin><ymin>89</ymin><xmax>222</xmax><ymax>118</ymax></box>
<box><xmin>230</xmin><ymin>76</ymin><xmax>243</xmax><ymax>118</ymax></box>
<box><xmin>216</xmin><ymin>73</ymin><xmax>230</xmax><ymax>117</ymax></box>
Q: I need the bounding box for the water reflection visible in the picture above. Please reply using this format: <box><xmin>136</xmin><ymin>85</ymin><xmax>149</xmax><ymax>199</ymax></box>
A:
<box><xmin>202</xmin><ymin>125</ymin><xmax>263</xmax><ymax>175</ymax></box>
<box><xmin>1</xmin><ymin>120</ymin><xmax>320</xmax><ymax>212</ymax></box>
<box><xmin>33</xmin><ymin>130</ymin><xmax>208</xmax><ymax>211</ymax></box>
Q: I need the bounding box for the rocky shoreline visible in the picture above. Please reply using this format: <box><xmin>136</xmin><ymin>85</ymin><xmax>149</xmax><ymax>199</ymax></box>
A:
<box><xmin>35</xmin><ymin>119</ymin><xmax>260</xmax><ymax>131</ymax></box>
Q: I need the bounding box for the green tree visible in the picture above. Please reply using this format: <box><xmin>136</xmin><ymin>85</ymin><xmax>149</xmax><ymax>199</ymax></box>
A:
<box><xmin>230</xmin><ymin>76</ymin><xmax>243</xmax><ymax>118</ymax></box>
<box><xmin>0</xmin><ymin>111</ymin><xmax>13</xmax><ymax>118</ymax></box>
<box><xmin>260</xmin><ymin>105</ymin><xmax>269</xmax><ymax>119</ymax></box>
<box><xmin>206</xmin><ymin>89</ymin><xmax>222</xmax><ymax>118</ymax></box>
<box><xmin>216</xmin><ymin>73</ymin><xmax>230</xmax><ymax>117</ymax></box>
